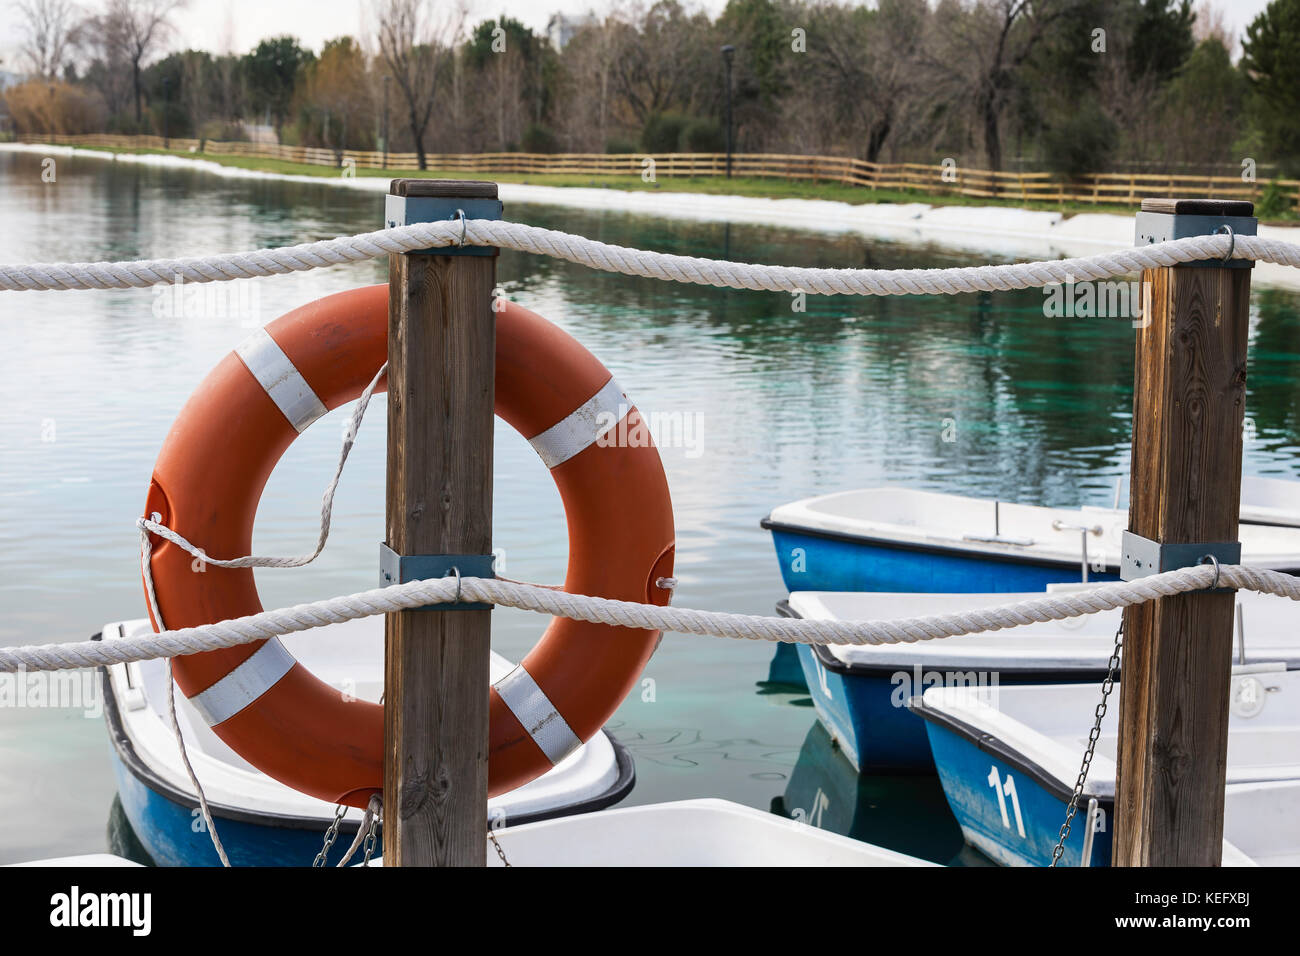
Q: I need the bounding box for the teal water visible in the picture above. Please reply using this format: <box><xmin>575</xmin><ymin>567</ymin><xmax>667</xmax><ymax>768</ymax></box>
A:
<box><xmin>2</xmin><ymin>150</ymin><xmax>1299</xmax><ymax>865</ymax></box>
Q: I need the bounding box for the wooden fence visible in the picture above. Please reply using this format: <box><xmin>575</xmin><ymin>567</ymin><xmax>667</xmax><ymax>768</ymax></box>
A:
<box><xmin>21</xmin><ymin>133</ymin><xmax>1300</xmax><ymax>209</ymax></box>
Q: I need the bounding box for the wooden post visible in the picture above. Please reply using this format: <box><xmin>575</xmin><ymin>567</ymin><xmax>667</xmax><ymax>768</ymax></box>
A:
<box><xmin>384</xmin><ymin>179</ymin><xmax>498</xmax><ymax>866</ymax></box>
<box><xmin>1115</xmin><ymin>198</ymin><xmax>1256</xmax><ymax>866</ymax></box>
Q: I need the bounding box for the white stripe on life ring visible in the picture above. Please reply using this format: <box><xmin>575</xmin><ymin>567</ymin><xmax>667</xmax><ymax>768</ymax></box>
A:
<box><xmin>235</xmin><ymin>328</ymin><xmax>329</xmax><ymax>433</ymax></box>
<box><xmin>492</xmin><ymin>665</ymin><xmax>583</xmax><ymax>765</ymax></box>
<box><xmin>528</xmin><ymin>376</ymin><xmax>630</xmax><ymax>469</ymax></box>
<box><xmin>187</xmin><ymin>638</ymin><xmax>297</xmax><ymax>727</ymax></box>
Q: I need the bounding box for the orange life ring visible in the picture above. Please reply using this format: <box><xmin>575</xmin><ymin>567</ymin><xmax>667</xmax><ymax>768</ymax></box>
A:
<box><xmin>142</xmin><ymin>285</ymin><xmax>675</xmax><ymax>806</ymax></box>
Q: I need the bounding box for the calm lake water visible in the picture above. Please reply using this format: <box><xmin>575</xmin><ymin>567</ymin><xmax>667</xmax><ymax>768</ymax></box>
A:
<box><xmin>2</xmin><ymin>149</ymin><xmax>1299</xmax><ymax>865</ymax></box>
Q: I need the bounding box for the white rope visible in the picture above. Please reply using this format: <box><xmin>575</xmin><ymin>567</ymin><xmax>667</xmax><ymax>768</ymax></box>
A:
<box><xmin>136</xmin><ymin>361</ymin><xmax>385</xmax><ymax>569</ymax></box>
<box><xmin>335</xmin><ymin>794</ymin><xmax>382</xmax><ymax>868</ymax></box>
<box><xmin>8</xmin><ymin>563</ymin><xmax>1300</xmax><ymax>674</ymax></box>
<box><xmin>4</xmin><ymin>221</ymin><xmax>1300</xmax><ymax>296</ymax></box>
<box><xmin>138</xmin><ymin>527</ymin><xmax>231</xmax><ymax>868</ymax></box>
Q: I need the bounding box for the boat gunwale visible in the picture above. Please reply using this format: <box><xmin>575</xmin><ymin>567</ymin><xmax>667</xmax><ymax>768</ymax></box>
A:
<box><xmin>905</xmin><ymin>691</ymin><xmax>1114</xmax><ymax>811</ymax></box>
<box><xmin>97</xmin><ymin>639</ymin><xmax>637</xmax><ymax>835</ymax></box>
<box><xmin>780</xmin><ymin>599</ymin><xmax>1117</xmax><ymax>678</ymax></box>
<box><xmin>760</xmin><ymin>515</ymin><xmax>1125</xmax><ymax>573</ymax></box>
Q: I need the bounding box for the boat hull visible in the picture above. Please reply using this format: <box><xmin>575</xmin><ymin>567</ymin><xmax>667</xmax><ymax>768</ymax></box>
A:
<box><xmin>766</xmin><ymin>523</ymin><xmax>1118</xmax><ymax>593</ymax></box>
<box><xmin>102</xmin><ymin>669</ymin><xmax>636</xmax><ymax>867</ymax></box>
<box><xmin>795</xmin><ymin>642</ymin><xmax>1100</xmax><ymax>774</ymax></box>
<box><xmin>922</xmin><ymin>720</ymin><xmax>1111</xmax><ymax>867</ymax></box>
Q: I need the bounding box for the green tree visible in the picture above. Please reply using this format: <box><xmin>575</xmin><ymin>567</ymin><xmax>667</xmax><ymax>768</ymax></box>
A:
<box><xmin>717</xmin><ymin>0</ymin><xmax>785</xmax><ymax>111</ymax></box>
<box><xmin>296</xmin><ymin>37</ymin><xmax>373</xmax><ymax>152</ymax></box>
<box><xmin>465</xmin><ymin>16</ymin><xmax>543</xmax><ymax>68</ymax></box>
<box><xmin>1128</xmin><ymin>0</ymin><xmax>1196</xmax><ymax>84</ymax></box>
<box><xmin>1156</xmin><ymin>38</ymin><xmax>1245</xmax><ymax>165</ymax></box>
<box><xmin>245</xmin><ymin>36</ymin><xmax>314</xmax><ymax>139</ymax></box>
<box><xmin>1241</xmin><ymin>0</ymin><xmax>1300</xmax><ymax>175</ymax></box>
<box><xmin>143</xmin><ymin>51</ymin><xmax>193</xmax><ymax>138</ymax></box>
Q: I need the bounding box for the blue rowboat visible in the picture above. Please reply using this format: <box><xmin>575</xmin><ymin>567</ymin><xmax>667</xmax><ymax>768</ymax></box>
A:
<box><xmin>761</xmin><ymin>487</ymin><xmax>1300</xmax><ymax>593</ymax></box>
<box><xmin>909</xmin><ymin>666</ymin><xmax>1300</xmax><ymax>866</ymax></box>
<box><xmin>781</xmin><ymin>589</ymin><xmax>1300</xmax><ymax>774</ymax></box>
<box><xmin>98</xmin><ymin>617</ymin><xmax>635</xmax><ymax>867</ymax></box>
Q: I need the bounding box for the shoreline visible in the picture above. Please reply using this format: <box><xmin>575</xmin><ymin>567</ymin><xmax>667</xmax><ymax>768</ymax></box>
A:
<box><xmin>6</xmin><ymin>141</ymin><xmax>1300</xmax><ymax>292</ymax></box>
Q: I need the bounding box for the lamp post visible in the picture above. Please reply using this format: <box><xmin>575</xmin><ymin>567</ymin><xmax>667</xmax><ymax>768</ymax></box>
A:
<box><xmin>161</xmin><ymin>75</ymin><xmax>170</xmax><ymax>149</ymax></box>
<box><xmin>721</xmin><ymin>44</ymin><xmax>735</xmax><ymax>179</ymax></box>
<box><xmin>382</xmin><ymin>74</ymin><xmax>391</xmax><ymax>170</ymax></box>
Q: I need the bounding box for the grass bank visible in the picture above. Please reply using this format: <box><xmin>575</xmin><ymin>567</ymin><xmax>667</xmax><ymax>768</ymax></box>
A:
<box><xmin>71</xmin><ymin>143</ymin><xmax>1163</xmax><ymax>219</ymax></box>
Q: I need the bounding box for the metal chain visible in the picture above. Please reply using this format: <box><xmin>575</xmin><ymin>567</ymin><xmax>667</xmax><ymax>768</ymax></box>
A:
<box><xmin>488</xmin><ymin>827</ymin><xmax>511</xmax><ymax>867</ymax></box>
<box><xmin>361</xmin><ymin>799</ymin><xmax>382</xmax><ymax>867</ymax></box>
<box><xmin>1051</xmin><ymin>619</ymin><xmax>1124</xmax><ymax>867</ymax></box>
<box><xmin>312</xmin><ymin>803</ymin><xmax>347</xmax><ymax>867</ymax></box>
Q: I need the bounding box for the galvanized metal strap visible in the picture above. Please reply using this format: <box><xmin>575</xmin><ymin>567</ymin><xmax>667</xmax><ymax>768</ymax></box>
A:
<box><xmin>1120</xmin><ymin>531</ymin><xmax>1240</xmax><ymax>592</ymax></box>
<box><xmin>379</xmin><ymin>543</ymin><xmax>496</xmax><ymax>610</ymax></box>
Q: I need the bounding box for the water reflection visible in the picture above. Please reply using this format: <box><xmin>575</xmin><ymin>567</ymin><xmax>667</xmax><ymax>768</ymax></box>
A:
<box><xmin>776</xmin><ymin>721</ymin><xmax>992</xmax><ymax>866</ymax></box>
<box><xmin>107</xmin><ymin>796</ymin><xmax>156</xmax><ymax>866</ymax></box>
<box><xmin>2</xmin><ymin>148</ymin><xmax>1299</xmax><ymax>862</ymax></box>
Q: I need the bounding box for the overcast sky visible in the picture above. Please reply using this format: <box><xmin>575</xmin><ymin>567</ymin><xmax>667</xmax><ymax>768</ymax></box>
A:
<box><xmin>0</xmin><ymin>0</ymin><xmax>1277</xmax><ymax>70</ymax></box>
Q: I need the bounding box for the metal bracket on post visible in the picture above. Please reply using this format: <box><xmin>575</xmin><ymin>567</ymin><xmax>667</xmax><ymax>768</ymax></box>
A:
<box><xmin>1119</xmin><ymin>531</ymin><xmax>1240</xmax><ymax>591</ymax></box>
<box><xmin>1134</xmin><ymin>199</ymin><xmax>1257</xmax><ymax>269</ymax></box>
<box><xmin>384</xmin><ymin>194</ymin><xmax>503</xmax><ymax>256</ymax></box>
<box><xmin>379</xmin><ymin>542</ymin><xmax>496</xmax><ymax>610</ymax></box>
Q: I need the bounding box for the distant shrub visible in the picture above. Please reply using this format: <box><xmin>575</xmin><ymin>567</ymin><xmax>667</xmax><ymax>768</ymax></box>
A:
<box><xmin>3</xmin><ymin>80</ymin><xmax>101</xmax><ymax>135</ymax></box>
<box><xmin>1040</xmin><ymin>102</ymin><xmax>1116</xmax><ymax>179</ymax></box>
<box><xmin>604</xmin><ymin>137</ymin><xmax>638</xmax><ymax>154</ymax></box>
<box><xmin>641</xmin><ymin>112</ymin><xmax>690</xmax><ymax>153</ymax></box>
<box><xmin>521</xmin><ymin>123</ymin><xmax>561</xmax><ymax>154</ymax></box>
<box><xmin>679</xmin><ymin>118</ymin><xmax>725</xmax><ymax>152</ymax></box>
<box><xmin>1257</xmin><ymin>180</ymin><xmax>1292</xmax><ymax>220</ymax></box>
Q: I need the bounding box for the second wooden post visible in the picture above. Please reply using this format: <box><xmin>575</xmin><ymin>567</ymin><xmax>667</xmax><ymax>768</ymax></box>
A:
<box><xmin>384</xmin><ymin>179</ymin><xmax>500</xmax><ymax>866</ymax></box>
<box><xmin>1115</xmin><ymin>198</ymin><xmax>1256</xmax><ymax>866</ymax></box>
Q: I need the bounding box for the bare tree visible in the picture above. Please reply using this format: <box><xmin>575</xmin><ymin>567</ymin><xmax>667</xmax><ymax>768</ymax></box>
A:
<box><xmin>558</xmin><ymin>17</ymin><xmax>619</xmax><ymax>150</ymax></box>
<box><xmin>93</xmin><ymin>0</ymin><xmax>185</xmax><ymax>124</ymax></box>
<box><xmin>801</xmin><ymin>0</ymin><xmax>929</xmax><ymax>162</ymax></box>
<box><xmin>211</xmin><ymin>8</ymin><xmax>240</xmax><ymax>137</ymax></box>
<box><xmin>924</xmin><ymin>0</ymin><xmax>1082</xmax><ymax>170</ymax></box>
<box><xmin>70</xmin><ymin>7</ymin><xmax>132</xmax><ymax>117</ymax></box>
<box><xmin>605</xmin><ymin>2</ymin><xmax>714</xmax><ymax>126</ymax></box>
<box><xmin>1192</xmin><ymin>0</ymin><xmax>1231</xmax><ymax>51</ymax></box>
<box><xmin>17</xmin><ymin>0</ymin><xmax>77</xmax><ymax>79</ymax></box>
<box><xmin>373</xmin><ymin>0</ymin><xmax>466</xmax><ymax>169</ymax></box>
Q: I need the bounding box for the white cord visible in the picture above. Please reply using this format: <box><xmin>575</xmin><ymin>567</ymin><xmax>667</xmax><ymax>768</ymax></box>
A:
<box><xmin>10</xmin><ymin>562</ymin><xmax>1300</xmax><ymax>675</ymax></box>
<box><xmin>3</xmin><ymin>222</ymin><xmax>1298</xmax><ymax>296</ymax></box>
<box><xmin>139</xmin><ymin>528</ymin><xmax>231</xmax><ymax>868</ymax></box>
<box><xmin>335</xmin><ymin>793</ymin><xmax>382</xmax><ymax>867</ymax></box>
<box><xmin>136</xmin><ymin>361</ymin><xmax>385</xmax><ymax>569</ymax></box>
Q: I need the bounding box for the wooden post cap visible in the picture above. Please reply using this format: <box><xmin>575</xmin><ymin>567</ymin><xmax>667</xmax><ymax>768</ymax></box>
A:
<box><xmin>1139</xmin><ymin>198</ymin><xmax>1254</xmax><ymax>216</ymax></box>
<box><xmin>390</xmin><ymin>178</ymin><xmax>498</xmax><ymax>198</ymax></box>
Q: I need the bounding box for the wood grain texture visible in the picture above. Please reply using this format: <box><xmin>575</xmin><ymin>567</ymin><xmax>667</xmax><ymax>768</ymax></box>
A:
<box><xmin>391</xmin><ymin>178</ymin><xmax>498</xmax><ymax>198</ymax></box>
<box><xmin>383</xmin><ymin>192</ymin><xmax>496</xmax><ymax>866</ymax></box>
<box><xmin>1138</xmin><ymin>198</ymin><xmax>1254</xmax><ymax>216</ymax></box>
<box><xmin>1115</xmin><ymin>263</ymin><xmax>1252</xmax><ymax>866</ymax></box>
